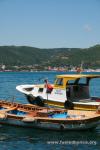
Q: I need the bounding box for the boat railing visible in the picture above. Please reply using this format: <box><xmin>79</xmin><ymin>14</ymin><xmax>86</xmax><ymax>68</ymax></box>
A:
<box><xmin>0</xmin><ymin>100</ymin><xmax>43</xmax><ymax>111</ymax></box>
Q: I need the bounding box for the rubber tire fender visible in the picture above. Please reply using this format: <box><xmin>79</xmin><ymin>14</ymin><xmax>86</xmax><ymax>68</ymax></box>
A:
<box><xmin>26</xmin><ymin>94</ymin><xmax>36</xmax><ymax>105</ymax></box>
<box><xmin>35</xmin><ymin>96</ymin><xmax>45</xmax><ymax>107</ymax></box>
<box><xmin>64</xmin><ymin>100</ymin><xmax>74</xmax><ymax>110</ymax></box>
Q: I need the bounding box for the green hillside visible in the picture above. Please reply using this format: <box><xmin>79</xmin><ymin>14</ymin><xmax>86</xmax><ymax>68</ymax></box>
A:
<box><xmin>0</xmin><ymin>45</ymin><xmax>100</xmax><ymax>68</ymax></box>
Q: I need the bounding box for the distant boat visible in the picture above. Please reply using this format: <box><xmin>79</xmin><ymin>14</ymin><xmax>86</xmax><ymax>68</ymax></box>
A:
<box><xmin>16</xmin><ymin>74</ymin><xmax>100</xmax><ymax>111</ymax></box>
<box><xmin>0</xmin><ymin>100</ymin><xmax>100</xmax><ymax>130</ymax></box>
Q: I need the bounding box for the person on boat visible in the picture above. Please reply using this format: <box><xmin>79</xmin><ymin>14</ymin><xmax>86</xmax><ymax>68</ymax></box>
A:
<box><xmin>44</xmin><ymin>79</ymin><xmax>53</xmax><ymax>92</ymax></box>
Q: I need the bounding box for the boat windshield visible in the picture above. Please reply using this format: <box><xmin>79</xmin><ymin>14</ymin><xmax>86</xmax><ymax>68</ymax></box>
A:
<box><xmin>55</xmin><ymin>78</ymin><xmax>63</xmax><ymax>86</ymax></box>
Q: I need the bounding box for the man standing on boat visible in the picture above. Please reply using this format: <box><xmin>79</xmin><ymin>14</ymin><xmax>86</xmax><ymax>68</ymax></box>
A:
<box><xmin>44</xmin><ymin>79</ymin><xmax>53</xmax><ymax>92</ymax></box>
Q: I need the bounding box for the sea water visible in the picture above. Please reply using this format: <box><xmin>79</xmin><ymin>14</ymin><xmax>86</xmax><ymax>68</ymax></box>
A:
<box><xmin>0</xmin><ymin>71</ymin><xmax>100</xmax><ymax>150</ymax></box>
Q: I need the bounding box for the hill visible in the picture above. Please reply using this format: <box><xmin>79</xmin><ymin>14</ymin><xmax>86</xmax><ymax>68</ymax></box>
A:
<box><xmin>0</xmin><ymin>45</ymin><xmax>100</xmax><ymax>69</ymax></box>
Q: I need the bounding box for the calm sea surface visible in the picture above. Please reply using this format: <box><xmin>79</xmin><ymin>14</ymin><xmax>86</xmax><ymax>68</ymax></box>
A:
<box><xmin>0</xmin><ymin>72</ymin><xmax>100</xmax><ymax>150</ymax></box>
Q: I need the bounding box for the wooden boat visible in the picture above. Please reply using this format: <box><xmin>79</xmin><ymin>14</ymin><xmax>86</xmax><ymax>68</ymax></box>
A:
<box><xmin>16</xmin><ymin>74</ymin><xmax>100</xmax><ymax>110</ymax></box>
<box><xmin>0</xmin><ymin>100</ymin><xmax>100</xmax><ymax>130</ymax></box>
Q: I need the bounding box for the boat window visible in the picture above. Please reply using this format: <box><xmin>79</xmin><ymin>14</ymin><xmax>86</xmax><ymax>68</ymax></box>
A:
<box><xmin>24</xmin><ymin>88</ymin><xmax>33</xmax><ymax>91</ymax></box>
<box><xmin>78</xmin><ymin>78</ymin><xmax>87</xmax><ymax>85</ymax></box>
<box><xmin>89</xmin><ymin>78</ymin><xmax>100</xmax><ymax>97</ymax></box>
<box><xmin>67</xmin><ymin>79</ymin><xmax>76</xmax><ymax>85</ymax></box>
<box><xmin>55</xmin><ymin>78</ymin><xmax>63</xmax><ymax>86</ymax></box>
<box><xmin>38</xmin><ymin>88</ymin><xmax>43</xmax><ymax>92</ymax></box>
<box><xmin>67</xmin><ymin>78</ymin><xmax>88</xmax><ymax>85</ymax></box>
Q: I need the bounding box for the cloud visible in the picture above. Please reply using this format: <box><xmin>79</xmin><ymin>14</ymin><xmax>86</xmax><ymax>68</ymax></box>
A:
<box><xmin>84</xmin><ymin>24</ymin><xmax>92</xmax><ymax>32</ymax></box>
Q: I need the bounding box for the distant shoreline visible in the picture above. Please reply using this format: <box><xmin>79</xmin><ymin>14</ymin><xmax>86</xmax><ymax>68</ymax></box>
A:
<box><xmin>0</xmin><ymin>70</ymin><xmax>100</xmax><ymax>73</ymax></box>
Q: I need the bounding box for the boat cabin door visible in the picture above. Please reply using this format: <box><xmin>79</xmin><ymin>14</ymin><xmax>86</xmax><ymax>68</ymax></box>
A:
<box><xmin>66</xmin><ymin>78</ymin><xmax>90</xmax><ymax>102</ymax></box>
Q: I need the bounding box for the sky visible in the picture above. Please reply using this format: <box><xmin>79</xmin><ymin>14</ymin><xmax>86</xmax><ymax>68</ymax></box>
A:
<box><xmin>0</xmin><ymin>0</ymin><xmax>100</xmax><ymax>48</ymax></box>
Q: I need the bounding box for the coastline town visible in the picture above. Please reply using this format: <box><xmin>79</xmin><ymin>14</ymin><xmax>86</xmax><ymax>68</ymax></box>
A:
<box><xmin>0</xmin><ymin>64</ymin><xmax>100</xmax><ymax>72</ymax></box>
